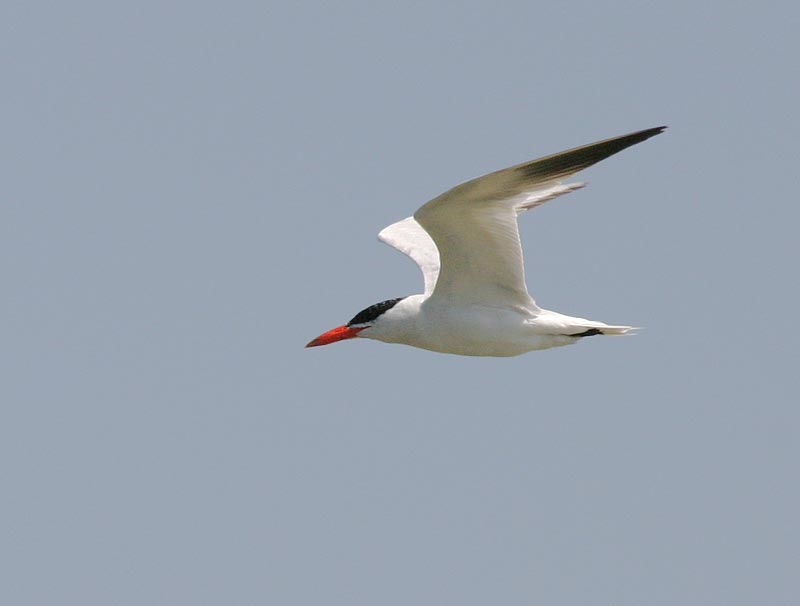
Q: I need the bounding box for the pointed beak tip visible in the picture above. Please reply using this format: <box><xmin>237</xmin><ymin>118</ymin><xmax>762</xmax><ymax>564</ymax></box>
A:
<box><xmin>304</xmin><ymin>325</ymin><xmax>365</xmax><ymax>349</ymax></box>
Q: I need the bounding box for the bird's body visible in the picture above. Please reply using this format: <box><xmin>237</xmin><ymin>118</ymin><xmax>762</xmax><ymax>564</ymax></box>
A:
<box><xmin>364</xmin><ymin>295</ymin><xmax>622</xmax><ymax>357</ymax></box>
<box><xmin>307</xmin><ymin>127</ymin><xmax>665</xmax><ymax>357</ymax></box>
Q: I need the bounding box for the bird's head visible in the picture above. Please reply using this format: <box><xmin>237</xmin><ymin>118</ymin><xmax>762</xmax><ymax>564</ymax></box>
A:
<box><xmin>305</xmin><ymin>297</ymin><xmax>407</xmax><ymax>348</ymax></box>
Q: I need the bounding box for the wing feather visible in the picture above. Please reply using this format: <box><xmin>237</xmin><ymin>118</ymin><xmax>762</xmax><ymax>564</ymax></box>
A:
<box><xmin>414</xmin><ymin>127</ymin><xmax>665</xmax><ymax>307</ymax></box>
<box><xmin>378</xmin><ymin>217</ymin><xmax>440</xmax><ymax>296</ymax></box>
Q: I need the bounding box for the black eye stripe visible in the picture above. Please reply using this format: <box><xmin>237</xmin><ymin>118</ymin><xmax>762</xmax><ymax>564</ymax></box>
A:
<box><xmin>347</xmin><ymin>297</ymin><xmax>407</xmax><ymax>326</ymax></box>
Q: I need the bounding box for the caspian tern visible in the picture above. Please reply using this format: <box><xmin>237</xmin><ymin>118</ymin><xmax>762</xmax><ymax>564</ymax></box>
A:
<box><xmin>307</xmin><ymin>126</ymin><xmax>665</xmax><ymax>357</ymax></box>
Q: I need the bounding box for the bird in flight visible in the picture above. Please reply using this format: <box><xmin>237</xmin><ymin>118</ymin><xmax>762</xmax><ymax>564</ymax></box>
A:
<box><xmin>307</xmin><ymin>126</ymin><xmax>665</xmax><ymax>357</ymax></box>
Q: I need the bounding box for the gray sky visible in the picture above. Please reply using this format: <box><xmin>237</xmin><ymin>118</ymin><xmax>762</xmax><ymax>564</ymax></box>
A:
<box><xmin>2</xmin><ymin>1</ymin><xmax>798</xmax><ymax>604</ymax></box>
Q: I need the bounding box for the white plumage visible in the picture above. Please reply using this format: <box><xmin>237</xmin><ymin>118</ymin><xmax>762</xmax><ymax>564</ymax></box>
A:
<box><xmin>307</xmin><ymin>127</ymin><xmax>665</xmax><ymax>356</ymax></box>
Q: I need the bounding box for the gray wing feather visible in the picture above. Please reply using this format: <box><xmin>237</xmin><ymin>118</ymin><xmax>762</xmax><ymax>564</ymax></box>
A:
<box><xmin>414</xmin><ymin>127</ymin><xmax>666</xmax><ymax>307</ymax></box>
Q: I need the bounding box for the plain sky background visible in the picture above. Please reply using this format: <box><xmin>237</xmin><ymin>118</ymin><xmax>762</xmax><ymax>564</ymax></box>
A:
<box><xmin>2</xmin><ymin>1</ymin><xmax>798</xmax><ymax>604</ymax></box>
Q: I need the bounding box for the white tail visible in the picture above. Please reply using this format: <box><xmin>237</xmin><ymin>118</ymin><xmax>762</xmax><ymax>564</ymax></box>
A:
<box><xmin>595</xmin><ymin>324</ymin><xmax>635</xmax><ymax>336</ymax></box>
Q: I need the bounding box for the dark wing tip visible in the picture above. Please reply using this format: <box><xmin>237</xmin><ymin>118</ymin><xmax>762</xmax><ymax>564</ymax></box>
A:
<box><xmin>630</xmin><ymin>125</ymin><xmax>668</xmax><ymax>142</ymax></box>
<box><xmin>517</xmin><ymin>125</ymin><xmax>667</xmax><ymax>182</ymax></box>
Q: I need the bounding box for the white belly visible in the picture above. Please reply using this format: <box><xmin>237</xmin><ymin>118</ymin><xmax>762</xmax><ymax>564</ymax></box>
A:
<box><xmin>400</xmin><ymin>301</ymin><xmax>577</xmax><ymax>357</ymax></box>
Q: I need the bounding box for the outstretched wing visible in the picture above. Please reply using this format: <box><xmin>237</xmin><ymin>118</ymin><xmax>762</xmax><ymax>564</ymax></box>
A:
<box><xmin>378</xmin><ymin>216</ymin><xmax>440</xmax><ymax>296</ymax></box>
<box><xmin>414</xmin><ymin>126</ymin><xmax>666</xmax><ymax>308</ymax></box>
<box><xmin>377</xmin><ymin>183</ymin><xmax>588</xmax><ymax>298</ymax></box>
